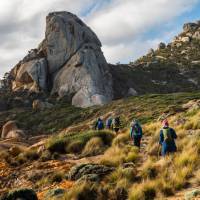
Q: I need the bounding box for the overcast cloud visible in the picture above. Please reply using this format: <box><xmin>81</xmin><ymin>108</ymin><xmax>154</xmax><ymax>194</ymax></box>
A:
<box><xmin>0</xmin><ymin>0</ymin><xmax>199</xmax><ymax>77</ymax></box>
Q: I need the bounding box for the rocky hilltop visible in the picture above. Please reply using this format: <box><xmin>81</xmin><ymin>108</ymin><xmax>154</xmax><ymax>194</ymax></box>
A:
<box><xmin>4</xmin><ymin>14</ymin><xmax>200</xmax><ymax>107</ymax></box>
<box><xmin>9</xmin><ymin>11</ymin><xmax>113</xmax><ymax>108</ymax></box>
<box><xmin>110</xmin><ymin>21</ymin><xmax>200</xmax><ymax>98</ymax></box>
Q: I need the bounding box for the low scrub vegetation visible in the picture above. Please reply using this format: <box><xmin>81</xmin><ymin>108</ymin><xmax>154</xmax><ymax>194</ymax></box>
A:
<box><xmin>46</xmin><ymin>130</ymin><xmax>114</xmax><ymax>154</ymax></box>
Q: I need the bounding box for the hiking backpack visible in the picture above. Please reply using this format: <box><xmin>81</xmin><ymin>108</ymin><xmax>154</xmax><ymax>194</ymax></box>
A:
<box><xmin>106</xmin><ymin>118</ymin><xmax>112</xmax><ymax>127</ymax></box>
<box><xmin>113</xmin><ymin>117</ymin><xmax>120</xmax><ymax>127</ymax></box>
<box><xmin>131</xmin><ymin>124</ymin><xmax>141</xmax><ymax>138</ymax></box>
<box><xmin>163</xmin><ymin>128</ymin><xmax>172</xmax><ymax>142</ymax></box>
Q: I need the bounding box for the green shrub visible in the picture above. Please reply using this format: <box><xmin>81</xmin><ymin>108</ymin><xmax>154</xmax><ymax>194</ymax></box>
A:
<box><xmin>2</xmin><ymin>188</ymin><xmax>38</xmax><ymax>200</ymax></box>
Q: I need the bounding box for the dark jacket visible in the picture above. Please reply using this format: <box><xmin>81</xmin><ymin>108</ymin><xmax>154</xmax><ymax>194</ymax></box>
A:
<box><xmin>159</xmin><ymin>127</ymin><xmax>177</xmax><ymax>156</ymax></box>
<box><xmin>130</xmin><ymin>123</ymin><xmax>143</xmax><ymax>139</ymax></box>
<box><xmin>95</xmin><ymin>119</ymin><xmax>104</xmax><ymax>130</ymax></box>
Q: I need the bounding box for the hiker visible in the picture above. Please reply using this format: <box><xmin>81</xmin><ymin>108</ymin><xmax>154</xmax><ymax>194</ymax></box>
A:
<box><xmin>106</xmin><ymin>117</ymin><xmax>112</xmax><ymax>129</ymax></box>
<box><xmin>111</xmin><ymin>116</ymin><xmax>121</xmax><ymax>134</ymax></box>
<box><xmin>130</xmin><ymin>119</ymin><xmax>143</xmax><ymax>148</ymax></box>
<box><xmin>159</xmin><ymin>119</ymin><xmax>177</xmax><ymax>156</ymax></box>
<box><xmin>94</xmin><ymin>118</ymin><xmax>104</xmax><ymax>130</ymax></box>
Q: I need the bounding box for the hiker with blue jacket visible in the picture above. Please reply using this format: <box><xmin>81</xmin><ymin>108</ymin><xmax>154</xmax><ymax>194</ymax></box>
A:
<box><xmin>159</xmin><ymin>119</ymin><xmax>177</xmax><ymax>156</ymax></box>
<box><xmin>95</xmin><ymin>118</ymin><xmax>104</xmax><ymax>130</ymax></box>
<box><xmin>130</xmin><ymin>119</ymin><xmax>143</xmax><ymax>148</ymax></box>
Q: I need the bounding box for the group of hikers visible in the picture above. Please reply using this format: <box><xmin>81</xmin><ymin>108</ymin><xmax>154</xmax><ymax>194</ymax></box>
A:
<box><xmin>95</xmin><ymin>116</ymin><xmax>121</xmax><ymax>134</ymax></box>
<box><xmin>95</xmin><ymin>117</ymin><xmax>177</xmax><ymax>157</ymax></box>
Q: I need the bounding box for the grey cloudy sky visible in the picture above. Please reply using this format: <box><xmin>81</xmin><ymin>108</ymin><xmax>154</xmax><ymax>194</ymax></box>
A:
<box><xmin>0</xmin><ymin>0</ymin><xmax>200</xmax><ymax>77</ymax></box>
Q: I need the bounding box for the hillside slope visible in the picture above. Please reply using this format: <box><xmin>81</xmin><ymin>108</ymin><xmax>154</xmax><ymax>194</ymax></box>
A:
<box><xmin>0</xmin><ymin>92</ymin><xmax>200</xmax><ymax>199</ymax></box>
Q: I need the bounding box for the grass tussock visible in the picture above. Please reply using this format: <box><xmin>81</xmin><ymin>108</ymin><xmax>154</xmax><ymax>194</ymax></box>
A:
<box><xmin>46</xmin><ymin>130</ymin><xmax>114</xmax><ymax>154</ymax></box>
<box><xmin>140</xmin><ymin>158</ymin><xmax>158</xmax><ymax>179</ymax></box>
<box><xmin>62</xmin><ymin>181</ymin><xmax>97</xmax><ymax>200</ymax></box>
<box><xmin>82</xmin><ymin>137</ymin><xmax>105</xmax><ymax>156</ymax></box>
<box><xmin>129</xmin><ymin>181</ymin><xmax>156</xmax><ymax>200</ymax></box>
<box><xmin>100</xmin><ymin>145</ymin><xmax>139</xmax><ymax>167</ymax></box>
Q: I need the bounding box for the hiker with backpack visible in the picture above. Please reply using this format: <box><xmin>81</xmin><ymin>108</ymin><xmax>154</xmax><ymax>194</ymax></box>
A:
<box><xmin>111</xmin><ymin>116</ymin><xmax>121</xmax><ymax>134</ymax></box>
<box><xmin>159</xmin><ymin>119</ymin><xmax>177</xmax><ymax>156</ymax></box>
<box><xmin>130</xmin><ymin>119</ymin><xmax>143</xmax><ymax>148</ymax></box>
<box><xmin>95</xmin><ymin>118</ymin><xmax>104</xmax><ymax>130</ymax></box>
<box><xmin>106</xmin><ymin>117</ymin><xmax>112</xmax><ymax>129</ymax></box>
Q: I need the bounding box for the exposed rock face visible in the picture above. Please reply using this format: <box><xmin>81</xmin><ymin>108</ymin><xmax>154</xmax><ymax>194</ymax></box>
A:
<box><xmin>11</xmin><ymin>51</ymin><xmax>47</xmax><ymax>93</ymax></box>
<box><xmin>10</xmin><ymin>11</ymin><xmax>113</xmax><ymax>108</ymax></box>
<box><xmin>183</xmin><ymin>22</ymin><xmax>199</xmax><ymax>32</ymax></box>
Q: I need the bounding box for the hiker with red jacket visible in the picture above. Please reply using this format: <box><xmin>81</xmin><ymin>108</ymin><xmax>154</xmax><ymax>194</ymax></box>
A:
<box><xmin>159</xmin><ymin>119</ymin><xmax>177</xmax><ymax>156</ymax></box>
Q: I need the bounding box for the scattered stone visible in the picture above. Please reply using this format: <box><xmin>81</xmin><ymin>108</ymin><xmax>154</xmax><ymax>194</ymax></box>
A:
<box><xmin>67</xmin><ymin>163</ymin><xmax>114</xmax><ymax>181</ymax></box>
<box><xmin>185</xmin><ymin>189</ymin><xmax>200</xmax><ymax>200</ymax></box>
<box><xmin>122</xmin><ymin>162</ymin><xmax>135</xmax><ymax>168</ymax></box>
<box><xmin>32</xmin><ymin>100</ymin><xmax>53</xmax><ymax>110</ymax></box>
<box><xmin>148</xmin><ymin>48</ymin><xmax>154</xmax><ymax>55</ymax></box>
<box><xmin>5</xmin><ymin>130</ymin><xmax>25</xmax><ymax>139</ymax></box>
<box><xmin>181</xmin><ymin>37</ymin><xmax>191</xmax><ymax>43</ymax></box>
<box><xmin>191</xmin><ymin>60</ymin><xmax>200</xmax><ymax>65</ymax></box>
<box><xmin>127</xmin><ymin>88</ymin><xmax>138</xmax><ymax>97</ymax></box>
<box><xmin>155</xmin><ymin>55</ymin><xmax>167</xmax><ymax>60</ymax></box>
<box><xmin>1</xmin><ymin>121</ymin><xmax>25</xmax><ymax>139</ymax></box>
<box><xmin>175</xmin><ymin>43</ymin><xmax>182</xmax><ymax>48</ymax></box>
<box><xmin>192</xmin><ymin>31</ymin><xmax>200</xmax><ymax>40</ymax></box>
<box><xmin>37</xmin><ymin>145</ymin><xmax>46</xmax><ymax>155</ymax></box>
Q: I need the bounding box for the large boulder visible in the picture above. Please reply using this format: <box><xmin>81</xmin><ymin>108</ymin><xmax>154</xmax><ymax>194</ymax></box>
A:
<box><xmin>11</xmin><ymin>57</ymin><xmax>48</xmax><ymax>92</ymax></box>
<box><xmin>48</xmin><ymin>12</ymin><xmax>113</xmax><ymax>107</ymax></box>
<box><xmin>9</xmin><ymin>11</ymin><xmax>113</xmax><ymax>108</ymax></box>
<box><xmin>1</xmin><ymin>121</ymin><xmax>24</xmax><ymax>139</ymax></box>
